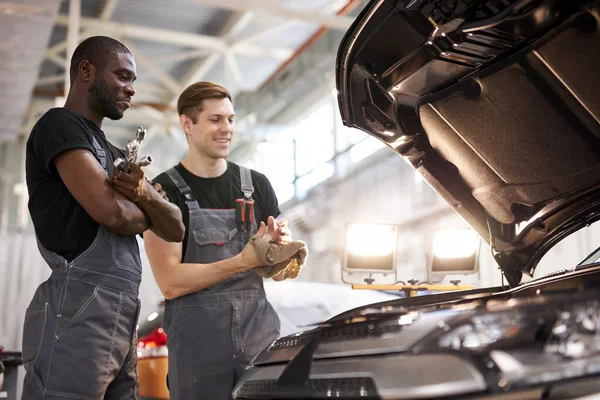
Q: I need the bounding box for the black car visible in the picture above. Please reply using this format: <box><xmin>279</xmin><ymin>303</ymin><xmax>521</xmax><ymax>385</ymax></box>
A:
<box><xmin>233</xmin><ymin>0</ymin><xmax>600</xmax><ymax>399</ymax></box>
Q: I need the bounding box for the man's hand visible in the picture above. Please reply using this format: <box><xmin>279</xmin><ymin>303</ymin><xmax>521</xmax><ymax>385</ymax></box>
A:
<box><xmin>267</xmin><ymin>216</ymin><xmax>292</xmax><ymax>244</ymax></box>
<box><xmin>142</xmin><ymin>176</ymin><xmax>169</xmax><ymax>201</ymax></box>
<box><xmin>113</xmin><ymin>163</ymin><xmax>183</xmax><ymax>242</ymax></box>
<box><xmin>240</xmin><ymin>221</ymin><xmax>268</xmax><ymax>268</ymax></box>
<box><xmin>151</xmin><ymin>181</ymin><xmax>169</xmax><ymax>201</ymax></box>
<box><xmin>113</xmin><ymin>163</ymin><xmax>155</xmax><ymax>204</ymax></box>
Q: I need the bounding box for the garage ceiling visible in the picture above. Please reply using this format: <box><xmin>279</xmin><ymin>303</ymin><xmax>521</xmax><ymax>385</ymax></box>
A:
<box><xmin>0</xmin><ymin>0</ymin><xmax>62</xmax><ymax>141</ymax></box>
<box><xmin>1</xmin><ymin>0</ymin><xmax>363</xmax><ymax>174</ymax></box>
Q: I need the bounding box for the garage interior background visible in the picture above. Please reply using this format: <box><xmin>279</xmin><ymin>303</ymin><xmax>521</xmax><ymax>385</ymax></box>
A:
<box><xmin>2</xmin><ymin>0</ymin><xmax>600</xmax><ymax>354</ymax></box>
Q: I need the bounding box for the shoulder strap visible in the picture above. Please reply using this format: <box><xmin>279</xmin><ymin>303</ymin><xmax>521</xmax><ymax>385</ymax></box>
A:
<box><xmin>239</xmin><ymin>165</ymin><xmax>254</xmax><ymax>199</ymax></box>
<box><xmin>166</xmin><ymin>167</ymin><xmax>199</xmax><ymax>211</ymax></box>
<box><xmin>91</xmin><ymin>136</ymin><xmax>107</xmax><ymax>172</ymax></box>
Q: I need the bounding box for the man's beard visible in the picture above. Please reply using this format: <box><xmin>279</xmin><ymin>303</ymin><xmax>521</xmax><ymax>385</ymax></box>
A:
<box><xmin>89</xmin><ymin>79</ymin><xmax>123</xmax><ymax>120</ymax></box>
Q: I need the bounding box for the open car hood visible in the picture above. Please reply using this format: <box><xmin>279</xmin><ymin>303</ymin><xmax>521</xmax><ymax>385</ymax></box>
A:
<box><xmin>336</xmin><ymin>0</ymin><xmax>600</xmax><ymax>287</ymax></box>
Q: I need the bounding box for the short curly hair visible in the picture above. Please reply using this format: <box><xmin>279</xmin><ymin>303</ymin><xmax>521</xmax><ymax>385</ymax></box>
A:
<box><xmin>177</xmin><ymin>82</ymin><xmax>232</xmax><ymax>124</ymax></box>
<box><xmin>69</xmin><ymin>36</ymin><xmax>132</xmax><ymax>84</ymax></box>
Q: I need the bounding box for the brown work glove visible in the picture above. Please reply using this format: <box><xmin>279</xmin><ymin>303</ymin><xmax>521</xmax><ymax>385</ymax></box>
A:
<box><xmin>248</xmin><ymin>232</ymin><xmax>308</xmax><ymax>279</ymax></box>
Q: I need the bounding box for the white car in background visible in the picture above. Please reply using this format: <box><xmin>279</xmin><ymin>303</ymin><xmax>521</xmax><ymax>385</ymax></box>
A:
<box><xmin>136</xmin><ymin>280</ymin><xmax>398</xmax><ymax>400</ymax></box>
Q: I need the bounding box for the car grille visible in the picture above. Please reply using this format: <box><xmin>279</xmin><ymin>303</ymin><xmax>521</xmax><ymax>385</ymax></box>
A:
<box><xmin>269</xmin><ymin>319</ymin><xmax>407</xmax><ymax>351</ymax></box>
<box><xmin>269</xmin><ymin>335</ymin><xmax>311</xmax><ymax>350</ymax></box>
<box><xmin>320</xmin><ymin>320</ymin><xmax>405</xmax><ymax>343</ymax></box>
<box><xmin>234</xmin><ymin>377</ymin><xmax>378</xmax><ymax>399</ymax></box>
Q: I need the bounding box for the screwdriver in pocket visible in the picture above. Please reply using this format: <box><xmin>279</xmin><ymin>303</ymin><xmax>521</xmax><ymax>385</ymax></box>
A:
<box><xmin>235</xmin><ymin>198</ymin><xmax>246</xmax><ymax>231</ymax></box>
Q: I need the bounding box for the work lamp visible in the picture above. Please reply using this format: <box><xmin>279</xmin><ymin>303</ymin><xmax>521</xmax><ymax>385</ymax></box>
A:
<box><xmin>429</xmin><ymin>227</ymin><xmax>480</xmax><ymax>276</ymax></box>
<box><xmin>342</xmin><ymin>222</ymin><xmax>398</xmax><ymax>274</ymax></box>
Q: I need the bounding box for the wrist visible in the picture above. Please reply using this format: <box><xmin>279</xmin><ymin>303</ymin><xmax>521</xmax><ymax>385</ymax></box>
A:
<box><xmin>234</xmin><ymin>253</ymin><xmax>247</xmax><ymax>270</ymax></box>
<box><xmin>136</xmin><ymin>184</ymin><xmax>160</xmax><ymax>207</ymax></box>
<box><xmin>238</xmin><ymin>250</ymin><xmax>259</xmax><ymax>270</ymax></box>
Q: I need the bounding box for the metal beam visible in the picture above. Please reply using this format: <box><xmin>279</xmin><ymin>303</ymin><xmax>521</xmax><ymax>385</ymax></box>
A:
<box><xmin>235</xmin><ymin>20</ymin><xmax>297</xmax><ymax>46</ymax></box>
<box><xmin>168</xmin><ymin>53</ymin><xmax>221</xmax><ymax>107</ymax></box>
<box><xmin>45</xmin><ymin>29</ymin><xmax>96</xmax><ymax>61</ymax></box>
<box><xmin>45</xmin><ymin>0</ymin><xmax>118</xmax><ymax>64</ymax></box>
<box><xmin>154</xmin><ymin>49</ymin><xmax>212</xmax><ymax>65</ymax></box>
<box><xmin>54</xmin><ymin>15</ymin><xmax>293</xmax><ymax>61</ymax></box>
<box><xmin>37</xmin><ymin>74</ymin><xmax>65</xmax><ymax>87</ymax></box>
<box><xmin>55</xmin><ymin>15</ymin><xmax>227</xmax><ymax>51</ymax></box>
<box><xmin>225</xmin><ymin>52</ymin><xmax>243</xmax><ymax>88</ymax></box>
<box><xmin>222</xmin><ymin>10</ymin><xmax>255</xmax><ymax>40</ymax></box>
<box><xmin>188</xmin><ymin>0</ymin><xmax>354</xmax><ymax>30</ymax></box>
<box><xmin>232</xmin><ymin>43</ymin><xmax>292</xmax><ymax>60</ymax></box>
<box><xmin>46</xmin><ymin>53</ymin><xmax>66</xmax><ymax>69</ymax></box>
<box><xmin>233</xmin><ymin>0</ymin><xmax>348</xmax><ymax>48</ymax></box>
<box><xmin>64</xmin><ymin>0</ymin><xmax>80</xmax><ymax>95</ymax></box>
<box><xmin>233</xmin><ymin>29</ymin><xmax>346</xmax><ymax>126</ymax></box>
<box><xmin>123</xmin><ymin>41</ymin><xmax>183</xmax><ymax>95</ymax></box>
<box><xmin>168</xmin><ymin>10</ymin><xmax>256</xmax><ymax>105</ymax></box>
<box><xmin>100</xmin><ymin>0</ymin><xmax>120</xmax><ymax>20</ymax></box>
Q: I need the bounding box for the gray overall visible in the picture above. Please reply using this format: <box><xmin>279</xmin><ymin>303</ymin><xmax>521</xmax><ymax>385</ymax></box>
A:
<box><xmin>162</xmin><ymin>166</ymin><xmax>280</xmax><ymax>400</ymax></box>
<box><xmin>21</xmin><ymin>138</ymin><xmax>142</xmax><ymax>400</ymax></box>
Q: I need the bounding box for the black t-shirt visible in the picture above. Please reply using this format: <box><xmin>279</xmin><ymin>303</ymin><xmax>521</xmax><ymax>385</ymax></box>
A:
<box><xmin>26</xmin><ymin>108</ymin><xmax>125</xmax><ymax>261</ymax></box>
<box><xmin>151</xmin><ymin>162</ymin><xmax>281</xmax><ymax>261</ymax></box>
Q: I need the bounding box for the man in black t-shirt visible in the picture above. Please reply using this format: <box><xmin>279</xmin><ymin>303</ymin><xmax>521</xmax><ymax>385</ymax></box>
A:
<box><xmin>152</xmin><ymin>160</ymin><xmax>282</xmax><ymax>262</ymax></box>
<box><xmin>23</xmin><ymin>36</ymin><xmax>184</xmax><ymax>400</ymax></box>
<box><xmin>144</xmin><ymin>82</ymin><xmax>292</xmax><ymax>400</ymax></box>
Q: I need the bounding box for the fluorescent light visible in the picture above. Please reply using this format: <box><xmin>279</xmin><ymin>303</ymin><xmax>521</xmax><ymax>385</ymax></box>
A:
<box><xmin>347</xmin><ymin>223</ymin><xmax>396</xmax><ymax>256</ymax></box>
<box><xmin>433</xmin><ymin>228</ymin><xmax>479</xmax><ymax>259</ymax></box>
<box><xmin>147</xmin><ymin>312</ymin><xmax>159</xmax><ymax>322</ymax></box>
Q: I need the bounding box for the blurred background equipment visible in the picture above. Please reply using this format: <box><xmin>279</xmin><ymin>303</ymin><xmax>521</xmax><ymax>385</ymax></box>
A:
<box><xmin>0</xmin><ymin>346</ymin><xmax>22</xmax><ymax>400</ymax></box>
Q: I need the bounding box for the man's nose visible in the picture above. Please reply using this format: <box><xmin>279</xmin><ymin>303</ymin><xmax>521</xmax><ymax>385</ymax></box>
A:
<box><xmin>221</xmin><ymin>120</ymin><xmax>232</xmax><ymax>132</ymax></box>
<box><xmin>125</xmin><ymin>84</ymin><xmax>135</xmax><ymax>97</ymax></box>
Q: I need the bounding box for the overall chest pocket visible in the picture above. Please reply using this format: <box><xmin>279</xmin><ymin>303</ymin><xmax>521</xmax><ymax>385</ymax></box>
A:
<box><xmin>111</xmin><ymin>234</ymin><xmax>142</xmax><ymax>277</ymax></box>
<box><xmin>193</xmin><ymin>227</ymin><xmax>238</xmax><ymax>246</ymax></box>
<box><xmin>191</xmin><ymin>227</ymin><xmax>244</xmax><ymax>263</ymax></box>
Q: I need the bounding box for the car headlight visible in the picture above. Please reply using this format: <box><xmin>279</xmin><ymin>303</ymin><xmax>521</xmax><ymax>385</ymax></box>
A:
<box><xmin>437</xmin><ymin>312</ymin><xmax>528</xmax><ymax>351</ymax></box>
<box><xmin>428</xmin><ymin>298</ymin><xmax>600</xmax><ymax>360</ymax></box>
<box><xmin>544</xmin><ymin>300</ymin><xmax>600</xmax><ymax>359</ymax></box>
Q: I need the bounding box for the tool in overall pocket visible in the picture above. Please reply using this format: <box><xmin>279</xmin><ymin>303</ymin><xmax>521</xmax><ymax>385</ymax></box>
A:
<box><xmin>244</xmin><ymin>199</ymin><xmax>254</xmax><ymax>231</ymax></box>
<box><xmin>235</xmin><ymin>198</ymin><xmax>246</xmax><ymax>232</ymax></box>
<box><xmin>236</xmin><ymin>177</ymin><xmax>255</xmax><ymax>238</ymax></box>
<box><xmin>235</xmin><ymin>198</ymin><xmax>254</xmax><ymax>232</ymax></box>
<box><xmin>114</xmin><ymin>126</ymin><xmax>153</xmax><ymax>173</ymax></box>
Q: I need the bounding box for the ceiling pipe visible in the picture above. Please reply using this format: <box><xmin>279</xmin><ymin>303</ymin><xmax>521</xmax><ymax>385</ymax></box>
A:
<box><xmin>258</xmin><ymin>0</ymin><xmax>361</xmax><ymax>91</ymax></box>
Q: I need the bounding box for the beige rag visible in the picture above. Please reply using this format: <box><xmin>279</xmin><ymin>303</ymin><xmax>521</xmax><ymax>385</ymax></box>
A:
<box><xmin>249</xmin><ymin>233</ymin><xmax>308</xmax><ymax>279</ymax></box>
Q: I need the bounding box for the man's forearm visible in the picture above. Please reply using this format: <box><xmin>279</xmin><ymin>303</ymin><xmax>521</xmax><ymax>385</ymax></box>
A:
<box><xmin>105</xmin><ymin>195</ymin><xmax>150</xmax><ymax>236</ymax></box>
<box><xmin>162</xmin><ymin>254</ymin><xmax>249</xmax><ymax>299</ymax></box>
<box><xmin>138</xmin><ymin>192</ymin><xmax>185</xmax><ymax>242</ymax></box>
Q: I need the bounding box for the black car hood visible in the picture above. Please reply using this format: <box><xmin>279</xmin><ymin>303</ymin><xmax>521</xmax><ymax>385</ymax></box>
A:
<box><xmin>336</xmin><ymin>0</ymin><xmax>600</xmax><ymax>287</ymax></box>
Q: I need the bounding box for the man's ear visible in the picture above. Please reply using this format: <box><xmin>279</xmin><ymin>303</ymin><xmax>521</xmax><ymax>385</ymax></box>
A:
<box><xmin>179</xmin><ymin>114</ymin><xmax>191</xmax><ymax>137</ymax></box>
<box><xmin>79</xmin><ymin>60</ymin><xmax>95</xmax><ymax>83</ymax></box>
